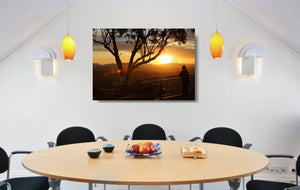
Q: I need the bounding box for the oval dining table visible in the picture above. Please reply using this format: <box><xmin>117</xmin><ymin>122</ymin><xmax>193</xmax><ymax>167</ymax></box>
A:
<box><xmin>22</xmin><ymin>140</ymin><xmax>268</xmax><ymax>190</ymax></box>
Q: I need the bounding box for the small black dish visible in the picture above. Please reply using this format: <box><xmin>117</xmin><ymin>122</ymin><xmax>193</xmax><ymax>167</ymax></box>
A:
<box><xmin>87</xmin><ymin>148</ymin><xmax>101</xmax><ymax>158</ymax></box>
<box><xmin>103</xmin><ymin>144</ymin><xmax>115</xmax><ymax>153</ymax></box>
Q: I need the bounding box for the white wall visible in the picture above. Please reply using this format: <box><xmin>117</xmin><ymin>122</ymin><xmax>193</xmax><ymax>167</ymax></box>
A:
<box><xmin>1</xmin><ymin>0</ymin><xmax>300</xmax><ymax>189</ymax></box>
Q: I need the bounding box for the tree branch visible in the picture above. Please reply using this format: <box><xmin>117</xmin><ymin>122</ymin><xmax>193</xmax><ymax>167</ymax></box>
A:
<box><xmin>93</xmin><ymin>30</ymin><xmax>116</xmax><ymax>56</ymax></box>
<box><xmin>132</xmin><ymin>31</ymin><xmax>172</xmax><ymax>68</ymax></box>
<box><xmin>134</xmin><ymin>48</ymin><xmax>163</xmax><ymax>68</ymax></box>
<box><xmin>128</xmin><ymin>35</ymin><xmax>141</xmax><ymax>66</ymax></box>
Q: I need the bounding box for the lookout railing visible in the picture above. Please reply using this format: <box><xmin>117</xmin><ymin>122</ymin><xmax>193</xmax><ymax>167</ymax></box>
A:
<box><xmin>137</xmin><ymin>75</ymin><xmax>195</xmax><ymax>99</ymax></box>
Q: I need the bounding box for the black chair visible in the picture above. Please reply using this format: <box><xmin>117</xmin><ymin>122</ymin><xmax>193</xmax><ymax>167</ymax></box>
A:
<box><xmin>123</xmin><ymin>124</ymin><xmax>175</xmax><ymax>140</ymax></box>
<box><xmin>48</xmin><ymin>126</ymin><xmax>107</xmax><ymax>147</ymax></box>
<box><xmin>0</xmin><ymin>147</ymin><xmax>49</xmax><ymax>190</ymax></box>
<box><xmin>48</xmin><ymin>126</ymin><xmax>108</xmax><ymax>190</ymax></box>
<box><xmin>190</xmin><ymin>127</ymin><xmax>252</xmax><ymax>149</ymax></box>
<box><xmin>247</xmin><ymin>154</ymin><xmax>300</xmax><ymax>190</ymax></box>
<box><xmin>123</xmin><ymin>124</ymin><xmax>175</xmax><ymax>190</ymax></box>
<box><xmin>190</xmin><ymin>127</ymin><xmax>252</xmax><ymax>190</ymax></box>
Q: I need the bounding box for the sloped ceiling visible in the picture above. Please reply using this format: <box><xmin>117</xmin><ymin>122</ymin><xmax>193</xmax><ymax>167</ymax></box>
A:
<box><xmin>228</xmin><ymin>0</ymin><xmax>300</xmax><ymax>54</ymax></box>
<box><xmin>0</xmin><ymin>0</ymin><xmax>299</xmax><ymax>63</ymax></box>
<box><xmin>0</xmin><ymin>0</ymin><xmax>72</xmax><ymax>63</ymax></box>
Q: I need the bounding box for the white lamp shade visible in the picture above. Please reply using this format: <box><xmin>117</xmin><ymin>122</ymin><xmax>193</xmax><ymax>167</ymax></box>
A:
<box><xmin>241</xmin><ymin>56</ymin><xmax>258</xmax><ymax>75</ymax></box>
<box><xmin>37</xmin><ymin>58</ymin><xmax>54</xmax><ymax>77</ymax></box>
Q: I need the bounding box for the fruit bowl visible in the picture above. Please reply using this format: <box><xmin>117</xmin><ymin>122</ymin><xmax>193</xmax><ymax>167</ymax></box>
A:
<box><xmin>125</xmin><ymin>143</ymin><xmax>161</xmax><ymax>157</ymax></box>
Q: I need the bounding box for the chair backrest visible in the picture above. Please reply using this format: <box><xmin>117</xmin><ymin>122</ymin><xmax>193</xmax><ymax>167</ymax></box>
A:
<box><xmin>132</xmin><ymin>124</ymin><xmax>167</xmax><ymax>140</ymax></box>
<box><xmin>56</xmin><ymin>126</ymin><xmax>96</xmax><ymax>146</ymax></box>
<box><xmin>0</xmin><ymin>147</ymin><xmax>8</xmax><ymax>174</ymax></box>
<box><xmin>203</xmin><ymin>127</ymin><xmax>243</xmax><ymax>148</ymax></box>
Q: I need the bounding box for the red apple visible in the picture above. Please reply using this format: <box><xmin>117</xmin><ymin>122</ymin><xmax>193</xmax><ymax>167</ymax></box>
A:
<box><xmin>131</xmin><ymin>144</ymin><xmax>140</xmax><ymax>154</ymax></box>
<box><xmin>146</xmin><ymin>142</ymin><xmax>156</xmax><ymax>153</ymax></box>
<box><xmin>139</xmin><ymin>143</ymin><xmax>150</xmax><ymax>154</ymax></box>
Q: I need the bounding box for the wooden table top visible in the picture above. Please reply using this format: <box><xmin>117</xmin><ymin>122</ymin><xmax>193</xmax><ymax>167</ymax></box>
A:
<box><xmin>22</xmin><ymin>140</ymin><xmax>268</xmax><ymax>185</ymax></box>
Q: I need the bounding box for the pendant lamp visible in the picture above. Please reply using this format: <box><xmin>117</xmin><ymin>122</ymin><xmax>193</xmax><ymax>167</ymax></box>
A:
<box><xmin>62</xmin><ymin>0</ymin><xmax>75</xmax><ymax>61</ymax></box>
<box><xmin>210</xmin><ymin>32</ymin><xmax>224</xmax><ymax>59</ymax></box>
<box><xmin>62</xmin><ymin>34</ymin><xmax>75</xmax><ymax>61</ymax></box>
<box><xmin>210</xmin><ymin>0</ymin><xmax>224</xmax><ymax>59</ymax></box>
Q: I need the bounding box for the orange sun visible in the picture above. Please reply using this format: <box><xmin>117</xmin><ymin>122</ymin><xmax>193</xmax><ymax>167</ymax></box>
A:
<box><xmin>159</xmin><ymin>55</ymin><xmax>173</xmax><ymax>64</ymax></box>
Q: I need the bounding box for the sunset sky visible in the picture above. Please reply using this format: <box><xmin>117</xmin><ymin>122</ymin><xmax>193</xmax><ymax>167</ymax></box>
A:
<box><xmin>93</xmin><ymin>29</ymin><xmax>195</xmax><ymax>65</ymax></box>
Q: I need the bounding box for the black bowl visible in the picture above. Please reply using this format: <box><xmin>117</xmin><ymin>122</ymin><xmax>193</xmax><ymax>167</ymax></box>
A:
<box><xmin>87</xmin><ymin>149</ymin><xmax>101</xmax><ymax>158</ymax></box>
<box><xmin>103</xmin><ymin>144</ymin><xmax>115</xmax><ymax>153</ymax></box>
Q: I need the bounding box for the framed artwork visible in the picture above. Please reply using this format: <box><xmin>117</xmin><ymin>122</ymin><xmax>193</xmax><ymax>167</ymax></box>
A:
<box><xmin>93</xmin><ymin>28</ymin><xmax>195</xmax><ymax>100</ymax></box>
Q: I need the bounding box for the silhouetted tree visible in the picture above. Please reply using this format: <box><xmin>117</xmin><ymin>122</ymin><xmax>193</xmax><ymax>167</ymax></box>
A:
<box><xmin>93</xmin><ymin>28</ymin><xmax>188</xmax><ymax>93</ymax></box>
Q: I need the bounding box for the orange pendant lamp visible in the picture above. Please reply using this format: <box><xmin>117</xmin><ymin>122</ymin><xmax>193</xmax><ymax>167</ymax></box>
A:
<box><xmin>210</xmin><ymin>32</ymin><xmax>224</xmax><ymax>59</ymax></box>
<box><xmin>62</xmin><ymin>34</ymin><xmax>76</xmax><ymax>61</ymax></box>
<box><xmin>210</xmin><ymin>0</ymin><xmax>224</xmax><ymax>59</ymax></box>
<box><xmin>62</xmin><ymin>0</ymin><xmax>75</xmax><ymax>61</ymax></box>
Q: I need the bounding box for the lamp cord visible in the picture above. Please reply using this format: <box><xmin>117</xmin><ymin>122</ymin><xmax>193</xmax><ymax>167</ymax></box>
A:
<box><xmin>216</xmin><ymin>0</ymin><xmax>218</xmax><ymax>33</ymax></box>
<box><xmin>67</xmin><ymin>0</ymin><xmax>70</xmax><ymax>35</ymax></box>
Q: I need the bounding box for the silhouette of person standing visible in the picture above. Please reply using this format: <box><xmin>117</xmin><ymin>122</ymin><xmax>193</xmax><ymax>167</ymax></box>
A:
<box><xmin>179</xmin><ymin>65</ymin><xmax>189</xmax><ymax>97</ymax></box>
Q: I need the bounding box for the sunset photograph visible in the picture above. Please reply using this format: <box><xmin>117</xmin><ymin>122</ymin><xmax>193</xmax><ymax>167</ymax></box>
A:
<box><xmin>93</xmin><ymin>28</ymin><xmax>195</xmax><ymax>100</ymax></box>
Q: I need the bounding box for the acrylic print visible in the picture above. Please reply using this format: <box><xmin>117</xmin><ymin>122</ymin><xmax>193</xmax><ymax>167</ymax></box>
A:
<box><xmin>93</xmin><ymin>28</ymin><xmax>195</xmax><ymax>100</ymax></box>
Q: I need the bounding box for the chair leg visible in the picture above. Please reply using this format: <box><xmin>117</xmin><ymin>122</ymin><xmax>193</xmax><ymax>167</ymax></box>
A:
<box><xmin>168</xmin><ymin>185</ymin><xmax>171</xmax><ymax>190</ymax></box>
<box><xmin>0</xmin><ymin>182</ymin><xmax>11</xmax><ymax>190</ymax></box>
<box><xmin>7</xmin><ymin>183</ymin><xmax>12</xmax><ymax>190</ymax></box>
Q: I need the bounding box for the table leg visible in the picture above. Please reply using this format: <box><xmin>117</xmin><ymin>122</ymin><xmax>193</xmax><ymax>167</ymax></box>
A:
<box><xmin>242</xmin><ymin>177</ymin><xmax>245</xmax><ymax>190</ymax></box>
<box><xmin>88</xmin><ymin>183</ymin><xmax>93</xmax><ymax>190</ymax></box>
<box><xmin>199</xmin><ymin>183</ymin><xmax>204</xmax><ymax>190</ymax></box>
<box><xmin>228</xmin><ymin>178</ymin><xmax>241</xmax><ymax>190</ymax></box>
<box><xmin>48</xmin><ymin>178</ymin><xmax>61</xmax><ymax>190</ymax></box>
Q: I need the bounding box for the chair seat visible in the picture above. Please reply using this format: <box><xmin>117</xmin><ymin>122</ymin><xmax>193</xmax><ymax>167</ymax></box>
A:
<box><xmin>247</xmin><ymin>179</ymin><xmax>296</xmax><ymax>190</ymax></box>
<box><xmin>1</xmin><ymin>176</ymin><xmax>49</xmax><ymax>190</ymax></box>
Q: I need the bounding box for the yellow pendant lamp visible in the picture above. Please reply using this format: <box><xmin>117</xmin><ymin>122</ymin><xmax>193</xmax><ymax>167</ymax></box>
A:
<box><xmin>210</xmin><ymin>0</ymin><xmax>224</xmax><ymax>59</ymax></box>
<box><xmin>62</xmin><ymin>34</ymin><xmax>76</xmax><ymax>61</ymax></box>
<box><xmin>62</xmin><ymin>0</ymin><xmax>75</xmax><ymax>61</ymax></box>
<box><xmin>210</xmin><ymin>32</ymin><xmax>224</xmax><ymax>59</ymax></box>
